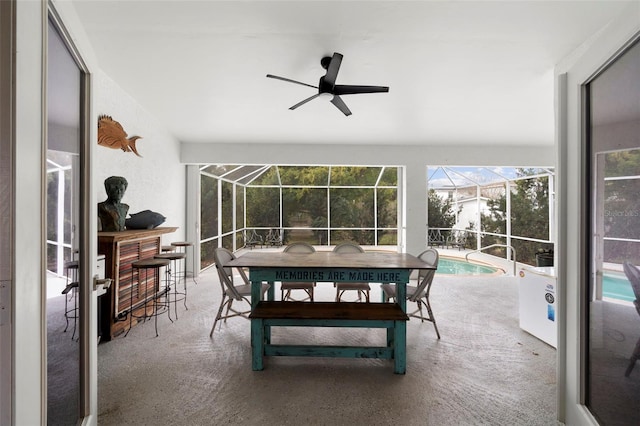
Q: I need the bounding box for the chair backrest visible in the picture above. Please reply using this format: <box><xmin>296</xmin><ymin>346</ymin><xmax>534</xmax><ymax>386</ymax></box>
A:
<box><xmin>333</xmin><ymin>242</ymin><xmax>365</xmax><ymax>254</ymax></box>
<box><xmin>284</xmin><ymin>242</ymin><xmax>315</xmax><ymax>253</ymax></box>
<box><xmin>623</xmin><ymin>262</ymin><xmax>640</xmax><ymax>315</ymax></box>
<box><xmin>213</xmin><ymin>247</ymin><xmax>248</xmax><ymax>300</ymax></box>
<box><xmin>266</xmin><ymin>228</ymin><xmax>283</xmax><ymax>244</ymax></box>
<box><xmin>428</xmin><ymin>229</ymin><xmax>444</xmax><ymax>244</ymax></box>
<box><xmin>410</xmin><ymin>248</ymin><xmax>439</xmax><ymax>302</ymax></box>
<box><xmin>244</xmin><ymin>229</ymin><xmax>262</xmax><ymax>245</ymax></box>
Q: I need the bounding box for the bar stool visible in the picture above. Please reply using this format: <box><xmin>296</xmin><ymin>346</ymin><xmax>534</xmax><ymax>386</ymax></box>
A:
<box><xmin>62</xmin><ymin>260</ymin><xmax>79</xmax><ymax>340</ymax></box>
<box><xmin>127</xmin><ymin>258</ymin><xmax>171</xmax><ymax>337</ymax></box>
<box><xmin>161</xmin><ymin>245</ymin><xmax>175</xmax><ymax>253</ymax></box>
<box><xmin>154</xmin><ymin>251</ymin><xmax>188</xmax><ymax>320</ymax></box>
<box><xmin>171</xmin><ymin>241</ymin><xmax>198</xmax><ymax>285</ymax></box>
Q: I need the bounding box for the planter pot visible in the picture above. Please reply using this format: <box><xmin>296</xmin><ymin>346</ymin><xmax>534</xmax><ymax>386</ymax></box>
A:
<box><xmin>536</xmin><ymin>254</ymin><xmax>554</xmax><ymax>267</ymax></box>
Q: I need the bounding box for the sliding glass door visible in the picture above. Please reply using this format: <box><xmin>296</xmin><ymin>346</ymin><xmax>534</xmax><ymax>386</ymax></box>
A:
<box><xmin>586</xmin><ymin>39</ymin><xmax>640</xmax><ymax>425</ymax></box>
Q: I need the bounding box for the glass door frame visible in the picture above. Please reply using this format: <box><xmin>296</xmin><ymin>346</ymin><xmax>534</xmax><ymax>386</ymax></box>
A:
<box><xmin>46</xmin><ymin>3</ymin><xmax>93</xmax><ymax>421</ymax></box>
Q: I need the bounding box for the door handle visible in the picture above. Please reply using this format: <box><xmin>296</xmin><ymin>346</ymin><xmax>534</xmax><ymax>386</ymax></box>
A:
<box><xmin>93</xmin><ymin>275</ymin><xmax>112</xmax><ymax>291</ymax></box>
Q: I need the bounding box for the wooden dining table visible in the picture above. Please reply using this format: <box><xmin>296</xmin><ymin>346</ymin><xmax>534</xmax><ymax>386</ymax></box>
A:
<box><xmin>226</xmin><ymin>250</ymin><xmax>435</xmax><ymax>374</ymax></box>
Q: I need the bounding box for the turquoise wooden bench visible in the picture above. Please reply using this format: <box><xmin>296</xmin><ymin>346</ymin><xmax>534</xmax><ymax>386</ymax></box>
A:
<box><xmin>249</xmin><ymin>301</ymin><xmax>408</xmax><ymax>372</ymax></box>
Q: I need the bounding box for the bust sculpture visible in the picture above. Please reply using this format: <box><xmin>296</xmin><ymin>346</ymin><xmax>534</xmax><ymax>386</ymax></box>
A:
<box><xmin>98</xmin><ymin>176</ymin><xmax>129</xmax><ymax>232</ymax></box>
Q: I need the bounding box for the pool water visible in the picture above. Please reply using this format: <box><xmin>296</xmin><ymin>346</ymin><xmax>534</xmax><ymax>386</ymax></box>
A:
<box><xmin>603</xmin><ymin>273</ymin><xmax>634</xmax><ymax>302</ymax></box>
<box><xmin>437</xmin><ymin>257</ymin><xmax>502</xmax><ymax>275</ymax></box>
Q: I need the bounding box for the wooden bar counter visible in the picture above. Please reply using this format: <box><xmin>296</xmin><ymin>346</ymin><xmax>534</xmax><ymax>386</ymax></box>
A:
<box><xmin>98</xmin><ymin>227</ymin><xmax>178</xmax><ymax>341</ymax></box>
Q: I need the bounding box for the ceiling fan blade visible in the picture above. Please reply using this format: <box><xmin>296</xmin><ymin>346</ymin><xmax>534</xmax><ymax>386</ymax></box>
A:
<box><xmin>289</xmin><ymin>93</ymin><xmax>321</xmax><ymax>110</ymax></box>
<box><xmin>331</xmin><ymin>95</ymin><xmax>352</xmax><ymax>116</ymax></box>
<box><xmin>333</xmin><ymin>85</ymin><xmax>389</xmax><ymax>95</ymax></box>
<box><xmin>323</xmin><ymin>53</ymin><xmax>343</xmax><ymax>87</ymax></box>
<box><xmin>266</xmin><ymin>74</ymin><xmax>318</xmax><ymax>89</ymax></box>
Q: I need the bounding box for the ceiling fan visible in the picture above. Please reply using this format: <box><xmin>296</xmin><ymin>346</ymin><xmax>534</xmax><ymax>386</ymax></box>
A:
<box><xmin>266</xmin><ymin>52</ymin><xmax>389</xmax><ymax>116</ymax></box>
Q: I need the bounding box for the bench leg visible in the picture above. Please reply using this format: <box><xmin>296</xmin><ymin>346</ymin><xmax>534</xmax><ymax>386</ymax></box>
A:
<box><xmin>394</xmin><ymin>320</ymin><xmax>406</xmax><ymax>374</ymax></box>
<box><xmin>251</xmin><ymin>318</ymin><xmax>264</xmax><ymax>371</ymax></box>
<box><xmin>387</xmin><ymin>325</ymin><xmax>394</xmax><ymax>348</ymax></box>
<box><xmin>265</xmin><ymin>282</ymin><xmax>274</xmax><ymax>344</ymax></box>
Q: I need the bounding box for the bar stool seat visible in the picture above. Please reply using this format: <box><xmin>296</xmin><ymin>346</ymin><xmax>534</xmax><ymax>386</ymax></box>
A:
<box><xmin>129</xmin><ymin>258</ymin><xmax>171</xmax><ymax>337</ymax></box>
<box><xmin>171</xmin><ymin>241</ymin><xmax>197</xmax><ymax>285</ymax></box>
<box><xmin>154</xmin><ymin>252</ymin><xmax>188</xmax><ymax>320</ymax></box>
<box><xmin>171</xmin><ymin>241</ymin><xmax>192</xmax><ymax>248</ymax></box>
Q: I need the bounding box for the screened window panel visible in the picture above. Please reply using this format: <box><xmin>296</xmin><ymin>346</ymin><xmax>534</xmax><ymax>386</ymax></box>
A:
<box><xmin>250</xmin><ymin>166</ymin><xmax>279</xmax><ymax>185</ymax></box>
<box><xmin>378</xmin><ymin>167</ymin><xmax>398</xmax><ymax>185</ymax></box>
<box><xmin>377</xmin><ymin>229</ymin><xmax>397</xmax><ymax>245</ymax></box>
<box><xmin>221</xmin><ymin>165</ymin><xmax>263</xmax><ymax>182</ymax></box>
<box><xmin>47</xmin><ymin>172</ymin><xmax>59</xmax><ymax>241</ymax></box>
<box><xmin>376</xmin><ymin>188</ymin><xmax>397</xmax><ymax>228</ymax></box>
<box><xmin>200</xmin><ymin>239</ymin><xmax>217</xmax><ymax>270</ymax></box>
<box><xmin>279</xmin><ymin>166</ymin><xmax>329</xmax><ymax>186</ymax></box>
<box><xmin>330</xmin><ymin>188</ymin><xmax>374</xmax><ymax>228</ymax></box>
<box><xmin>603</xmin><ymin>171</ymin><xmax>640</xmax><ymax>241</ymax></box>
<box><xmin>235</xmin><ymin>185</ymin><xmax>244</xmax><ymax>230</ymax></box>
<box><xmin>330</xmin><ymin>166</ymin><xmax>381</xmax><ymax>186</ymax></box>
<box><xmin>246</xmin><ymin>186</ymin><xmax>280</xmax><ymax>227</ymax></box>
<box><xmin>282</xmin><ymin>188</ymin><xmax>327</xmax><ymax>228</ymax></box>
<box><xmin>509</xmin><ymin>176</ymin><xmax>549</xmax><ymax>240</ymax></box>
<box><xmin>63</xmin><ymin>169</ymin><xmax>72</xmax><ymax>244</ymax></box>
<box><xmin>200</xmin><ymin>175</ymin><xmax>218</xmax><ymax>239</ymax></box>
<box><xmin>221</xmin><ymin>181</ymin><xmax>234</xmax><ymax>234</ymax></box>
<box><xmin>330</xmin><ymin>230</ymin><xmax>375</xmax><ymax>246</ymax></box>
<box><xmin>200</xmin><ymin>164</ymin><xmax>234</xmax><ymax>177</ymax></box>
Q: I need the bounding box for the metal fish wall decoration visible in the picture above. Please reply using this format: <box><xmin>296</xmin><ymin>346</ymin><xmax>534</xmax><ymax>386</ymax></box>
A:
<box><xmin>97</xmin><ymin>115</ymin><xmax>143</xmax><ymax>157</ymax></box>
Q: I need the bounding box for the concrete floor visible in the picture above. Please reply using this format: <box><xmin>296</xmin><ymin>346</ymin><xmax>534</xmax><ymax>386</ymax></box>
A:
<box><xmin>97</xmin><ymin>250</ymin><xmax>559</xmax><ymax>425</ymax></box>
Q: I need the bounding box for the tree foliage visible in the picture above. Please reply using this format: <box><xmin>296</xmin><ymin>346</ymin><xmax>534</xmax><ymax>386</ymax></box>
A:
<box><xmin>427</xmin><ymin>189</ymin><xmax>459</xmax><ymax>229</ymax></box>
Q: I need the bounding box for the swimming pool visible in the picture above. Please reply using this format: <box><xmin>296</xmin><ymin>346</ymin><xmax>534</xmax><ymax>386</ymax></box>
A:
<box><xmin>603</xmin><ymin>272</ymin><xmax>634</xmax><ymax>302</ymax></box>
<box><xmin>437</xmin><ymin>257</ymin><xmax>503</xmax><ymax>275</ymax></box>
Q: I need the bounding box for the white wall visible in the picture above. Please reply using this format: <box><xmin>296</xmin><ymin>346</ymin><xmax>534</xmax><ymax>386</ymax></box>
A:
<box><xmin>95</xmin><ymin>71</ymin><xmax>186</xmax><ymax>245</ymax></box>
<box><xmin>556</xmin><ymin>2</ymin><xmax>640</xmax><ymax>424</ymax></box>
<box><xmin>14</xmin><ymin>1</ymin><xmax>45</xmax><ymax>424</ymax></box>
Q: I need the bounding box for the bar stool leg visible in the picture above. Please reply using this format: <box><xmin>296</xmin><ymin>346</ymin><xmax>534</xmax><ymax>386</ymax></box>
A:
<box><xmin>171</xmin><ymin>242</ymin><xmax>198</xmax><ymax>286</ymax></box>
<box><xmin>178</xmin><ymin>255</ymin><xmax>188</xmax><ymax>311</ymax></box>
<box><xmin>62</xmin><ymin>261</ymin><xmax>79</xmax><ymax>340</ymax></box>
<box><xmin>163</xmin><ymin>260</ymin><xmax>176</xmax><ymax>322</ymax></box>
<box><xmin>154</xmin><ymin>253</ymin><xmax>188</xmax><ymax>321</ymax></box>
<box><xmin>125</xmin><ymin>266</ymin><xmax>138</xmax><ymax>337</ymax></box>
<box><xmin>127</xmin><ymin>259</ymin><xmax>171</xmax><ymax>337</ymax></box>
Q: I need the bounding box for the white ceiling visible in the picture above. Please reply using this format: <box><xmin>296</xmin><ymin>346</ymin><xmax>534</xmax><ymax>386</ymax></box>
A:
<box><xmin>70</xmin><ymin>0</ymin><xmax>635</xmax><ymax>146</ymax></box>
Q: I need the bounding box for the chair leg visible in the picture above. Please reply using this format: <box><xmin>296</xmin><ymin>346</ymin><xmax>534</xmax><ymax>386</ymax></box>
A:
<box><xmin>625</xmin><ymin>335</ymin><xmax>640</xmax><ymax>377</ymax></box>
<box><xmin>210</xmin><ymin>294</ymin><xmax>228</xmax><ymax>336</ymax></box>
<box><xmin>224</xmin><ymin>299</ymin><xmax>234</xmax><ymax>323</ymax></box>
<box><xmin>415</xmin><ymin>300</ymin><xmax>425</xmax><ymax>322</ymax></box>
<box><xmin>424</xmin><ymin>298</ymin><xmax>440</xmax><ymax>339</ymax></box>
